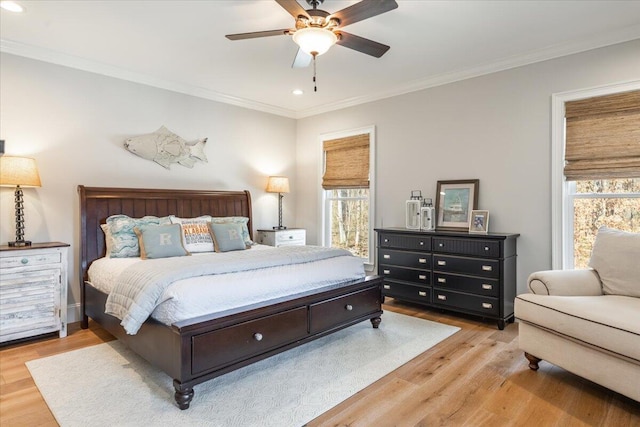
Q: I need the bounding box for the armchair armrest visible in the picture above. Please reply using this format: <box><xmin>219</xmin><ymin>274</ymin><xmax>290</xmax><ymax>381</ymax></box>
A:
<box><xmin>527</xmin><ymin>269</ymin><xmax>603</xmax><ymax>296</ymax></box>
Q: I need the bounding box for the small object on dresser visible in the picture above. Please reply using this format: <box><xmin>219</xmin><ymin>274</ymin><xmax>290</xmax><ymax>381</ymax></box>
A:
<box><xmin>469</xmin><ymin>210</ymin><xmax>489</xmax><ymax>234</ymax></box>
<box><xmin>405</xmin><ymin>190</ymin><xmax>422</xmax><ymax>229</ymax></box>
<box><xmin>420</xmin><ymin>198</ymin><xmax>435</xmax><ymax>231</ymax></box>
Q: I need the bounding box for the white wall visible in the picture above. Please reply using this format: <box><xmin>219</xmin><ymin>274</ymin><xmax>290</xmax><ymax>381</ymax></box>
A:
<box><xmin>295</xmin><ymin>39</ymin><xmax>640</xmax><ymax>295</ymax></box>
<box><xmin>0</xmin><ymin>53</ymin><xmax>297</xmax><ymax>321</ymax></box>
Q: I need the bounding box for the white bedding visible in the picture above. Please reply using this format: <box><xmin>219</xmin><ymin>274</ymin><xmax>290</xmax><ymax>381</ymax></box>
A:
<box><xmin>88</xmin><ymin>245</ymin><xmax>365</xmax><ymax>328</ymax></box>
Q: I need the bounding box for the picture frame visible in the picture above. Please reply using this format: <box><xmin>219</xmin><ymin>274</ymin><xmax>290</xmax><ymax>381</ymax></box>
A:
<box><xmin>469</xmin><ymin>210</ymin><xmax>489</xmax><ymax>234</ymax></box>
<box><xmin>435</xmin><ymin>179</ymin><xmax>479</xmax><ymax>231</ymax></box>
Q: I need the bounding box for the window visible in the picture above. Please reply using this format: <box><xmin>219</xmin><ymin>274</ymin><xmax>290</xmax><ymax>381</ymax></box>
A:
<box><xmin>320</xmin><ymin>127</ymin><xmax>375</xmax><ymax>267</ymax></box>
<box><xmin>552</xmin><ymin>84</ymin><xmax>640</xmax><ymax>269</ymax></box>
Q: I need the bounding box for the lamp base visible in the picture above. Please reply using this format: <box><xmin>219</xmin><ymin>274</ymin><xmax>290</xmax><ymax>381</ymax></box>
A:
<box><xmin>272</xmin><ymin>226</ymin><xmax>287</xmax><ymax>230</ymax></box>
<box><xmin>8</xmin><ymin>240</ymin><xmax>32</xmax><ymax>247</ymax></box>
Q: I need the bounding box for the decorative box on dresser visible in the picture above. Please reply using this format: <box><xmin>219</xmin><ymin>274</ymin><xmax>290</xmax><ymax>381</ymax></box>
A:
<box><xmin>375</xmin><ymin>228</ymin><xmax>519</xmax><ymax>329</ymax></box>
<box><xmin>256</xmin><ymin>228</ymin><xmax>306</xmax><ymax>247</ymax></box>
<box><xmin>0</xmin><ymin>242</ymin><xmax>69</xmax><ymax>343</ymax></box>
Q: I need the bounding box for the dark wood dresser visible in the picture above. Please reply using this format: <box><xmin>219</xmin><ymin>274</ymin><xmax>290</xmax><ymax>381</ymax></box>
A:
<box><xmin>375</xmin><ymin>228</ymin><xmax>519</xmax><ymax>329</ymax></box>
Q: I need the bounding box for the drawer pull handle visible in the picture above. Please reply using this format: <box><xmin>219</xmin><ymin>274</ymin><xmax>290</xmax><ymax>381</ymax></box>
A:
<box><xmin>438</xmin><ymin>243</ymin><xmax>444</xmax><ymax>247</ymax></box>
<box><xmin>384</xmin><ymin>239</ymin><xmax>389</xmax><ymax>243</ymax></box>
<box><xmin>383</xmin><ymin>254</ymin><xmax>391</xmax><ymax>259</ymax></box>
<box><xmin>484</xmin><ymin>246</ymin><xmax>490</xmax><ymax>251</ymax></box>
<box><xmin>419</xmin><ymin>241</ymin><xmax>424</xmax><ymax>246</ymax></box>
<box><xmin>418</xmin><ymin>258</ymin><xmax>427</xmax><ymax>264</ymax></box>
<box><xmin>482</xmin><ymin>284</ymin><xmax>493</xmax><ymax>290</ymax></box>
<box><xmin>383</xmin><ymin>269</ymin><xmax>390</xmax><ymax>274</ymax></box>
<box><xmin>418</xmin><ymin>274</ymin><xmax>427</xmax><ymax>280</ymax></box>
<box><xmin>383</xmin><ymin>284</ymin><xmax>391</xmax><ymax>290</ymax></box>
<box><xmin>253</xmin><ymin>333</ymin><xmax>263</xmax><ymax>341</ymax></box>
<box><xmin>482</xmin><ymin>303</ymin><xmax>493</xmax><ymax>309</ymax></box>
<box><xmin>438</xmin><ymin>277</ymin><xmax>446</xmax><ymax>283</ymax></box>
<box><xmin>21</xmin><ymin>258</ymin><xmax>29</xmax><ymax>265</ymax></box>
<box><xmin>437</xmin><ymin>294</ymin><xmax>447</xmax><ymax>301</ymax></box>
<box><xmin>437</xmin><ymin>260</ymin><xmax>446</xmax><ymax>266</ymax></box>
<box><xmin>345</xmin><ymin>304</ymin><xmax>353</xmax><ymax>311</ymax></box>
<box><xmin>418</xmin><ymin>291</ymin><xmax>427</xmax><ymax>297</ymax></box>
<box><xmin>482</xmin><ymin>265</ymin><xmax>493</xmax><ymax>271</ymax></box>
<box><xmin>288</xmin><ymin>236</ymin><xmax>293</xmax><ymax>239</ymax></box>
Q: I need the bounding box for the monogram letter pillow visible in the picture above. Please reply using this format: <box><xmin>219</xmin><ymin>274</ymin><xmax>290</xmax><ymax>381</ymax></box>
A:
<box><xmin>134</xmin><ymin>224</ymin><xmax>190</xmax><ymax>259</ymax></box>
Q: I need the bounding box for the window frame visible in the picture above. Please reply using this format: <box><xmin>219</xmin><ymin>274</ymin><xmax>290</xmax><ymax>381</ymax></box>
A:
<box><xmin>319</xmin><ymin>126</ymin><xmax>376</xmax><ymax>269</ymax></box>
<box><xmin>551</xmin><ymin>80</ymin><xmax>640</xmax><ymax>269</ymax></box>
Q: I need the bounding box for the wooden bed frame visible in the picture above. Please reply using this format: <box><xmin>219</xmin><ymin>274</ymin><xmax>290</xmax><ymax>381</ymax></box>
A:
<box><xmin>78</xmin><ymin>186</ymin><xmax>383</xmax><ymax>409</ymax></box>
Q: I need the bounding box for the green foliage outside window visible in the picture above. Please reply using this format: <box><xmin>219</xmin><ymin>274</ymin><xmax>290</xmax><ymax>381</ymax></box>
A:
<box><xmin>328</xmin><ymin>189</ymin><xmax>369</xmax><ymax>259</ymax></box>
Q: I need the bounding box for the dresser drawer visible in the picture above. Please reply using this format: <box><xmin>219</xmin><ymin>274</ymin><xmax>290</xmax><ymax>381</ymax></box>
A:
<box><xmin>379</xmin><ymin>233</ymin><xmax>431</xmax><ymax>251</ymax></box>
<box><xmin>433</xmin><ymin>255</ymin><xmax>499</xmax><ymax>279</ymax></box>
<box><xmin>379</xmin><ymin>249</ymin><xmax>431</xmax><ymax>269</ymax></box>
<box><xmin>310</xmin><ymin>286</ymin><xmax>381</xmax><ymax>334</ymax></box>
<box><xmin>380</xmin><ymin>266</ymin><xmax>430</xmax><ymax>285</ymax></box>
<box><xmin>275</xmin><ymin>230</ymin><xmax>305</xmax><ymax>244</ymax></box>
<box><xmin>0</xmin><ymin>252</ymin><xmax>62</xmax><ymax>269</ymax></box>
<box><xmin>191</xmin><ymin>306</ymin><xmax>308</xmax><ymax>375</ymax></box>
<box><xmin>432</xmin><ymin>238</ymin><xmax>500</xmax><ymax>258</ymax></box>
<box><xmin>433</xmin><ymin>290</ymin><xmax>499</xmax><ymax>316</ymax></box>
<box><xmin>382</xmin><ymin>281</ymin><xmax>431</xmax><ymax>303</ymax></box>
<box><xmin>433</xmin><ymin>273</ymin><xmax>499</xmax><ymax>297</ymax></box>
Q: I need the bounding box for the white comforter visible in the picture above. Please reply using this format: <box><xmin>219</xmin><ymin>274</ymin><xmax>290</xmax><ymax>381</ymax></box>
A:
<box><xmin>88</xmin><ymin>245</ymin><xmax>365</xmax><ymax>334</ymax></box>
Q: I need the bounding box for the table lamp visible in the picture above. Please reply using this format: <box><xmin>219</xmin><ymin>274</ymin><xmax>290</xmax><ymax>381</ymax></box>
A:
<box><xmin>266</xmin><ymin>176</ymin><xmax>289</xmax><ymax>230</ymax></box>
<box><xmin>0</xmin><ymin>156</ymin><xmax>42</xmax><ymax>246</ymax></box>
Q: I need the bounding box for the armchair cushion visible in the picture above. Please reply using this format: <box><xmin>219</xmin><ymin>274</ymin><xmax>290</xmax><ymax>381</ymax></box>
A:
<box><xmin>588</xmin><ymin>227</ymin><xmax>640</xmax><ymax>298</ymax></box>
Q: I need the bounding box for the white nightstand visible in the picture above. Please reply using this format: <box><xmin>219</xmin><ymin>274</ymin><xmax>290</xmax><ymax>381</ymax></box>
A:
<box><xmin>0</xmin><ymin>242</ymin><xmax>69</xmax><ymax>343</ymax></box>
<box><xmin>256</xmin><ymin>229</ymin><xmax>306</xmax><ymax>247</ymax></box>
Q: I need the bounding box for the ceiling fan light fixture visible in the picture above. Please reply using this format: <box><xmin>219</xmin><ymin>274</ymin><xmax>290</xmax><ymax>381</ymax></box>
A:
<box><xmin>292</xmin><ymin>27</ymin><xmax>337</xmax><ymax>56</ymax></box>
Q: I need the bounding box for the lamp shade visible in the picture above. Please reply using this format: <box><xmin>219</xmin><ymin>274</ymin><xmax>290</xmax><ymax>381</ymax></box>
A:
<box><xmin>292</xmin><ymin>27</ymin><xmax>338</xmax><ymax>56</ymax></box>
<box><xmin>266</xmin><ymin>176</ymin><xmax>290</xmax><ymax>193</ymax></box>
<box><xmin>0</xmin><ymin>156</ymin><xmax>42</xmax><ymax>187</ymax></box>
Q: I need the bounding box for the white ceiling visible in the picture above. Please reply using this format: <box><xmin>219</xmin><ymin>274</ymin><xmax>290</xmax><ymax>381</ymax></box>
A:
<box><xmin>2</xmin><ymin>0</ymin><xmax>640</xmax><ymax>118</ymax></box>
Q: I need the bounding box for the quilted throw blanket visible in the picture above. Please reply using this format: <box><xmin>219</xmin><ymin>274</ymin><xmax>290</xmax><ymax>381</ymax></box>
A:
<box><xmin>105</xmin><ymin>246</ymin><xmax>354</xmax><ymax>334</ymax></box>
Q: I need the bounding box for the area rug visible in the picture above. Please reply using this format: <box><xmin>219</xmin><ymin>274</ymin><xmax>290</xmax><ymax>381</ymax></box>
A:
<box><xmin>27</xmin><ymin>311</ymin><xmax>459</xmax><ymax>427</ymax></box>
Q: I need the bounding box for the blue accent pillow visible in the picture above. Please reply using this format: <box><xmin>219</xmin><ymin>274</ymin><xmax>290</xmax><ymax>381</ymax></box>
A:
<box><xmin>104</xmin><ymin>215</ymin><xmax>171</xmax><ymax>258</ymax></box>
<box><xmin>210</xmin><ymin>216</ymin><xmax>253</xmax><ymax>247</ymax></box>
<box><xmin>134</xmin><ymin>224</ymin><xmax>190</xmax><ymax>259</ymax></box>
<box><xmin>208</xmin><ymin>222</ymin><xmax>247</xmax><ymax>252</ymax></box>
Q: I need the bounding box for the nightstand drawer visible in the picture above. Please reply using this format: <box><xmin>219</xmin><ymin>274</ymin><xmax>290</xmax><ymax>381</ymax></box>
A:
<box><xmin>0</xmin><ymin>252</ymin><xmax>61</xmax><ymax>269</ymax></box>
<box><xmin>257</xmin><ymin>229</ymin><xmax>306</xmax><ymax>247</ymax></box>
<box><xmin>275</xmin><ymin>230</ymin><xmax>305</xmax><ymax>244</ymax></box>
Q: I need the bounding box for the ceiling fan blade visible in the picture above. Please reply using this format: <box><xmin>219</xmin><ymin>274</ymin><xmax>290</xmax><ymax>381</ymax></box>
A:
<box><xmin>275</xmin><ymin>0</ymin><xmax>310</xmax><ymax>19</ymax></box>
<box><xmin>336</xmin><ymin>31</ymin><xmax>390</xmax><ymax>58</ymax></box>
<box><xmin>292</xmin><ymin>48</ymin><xmax>313</xmax><ymax>68</ymax></box>
<box><xmin>331</xmin><ymin>0</ymin><xmax>398</xmax><ymax>27</ymax></box>
<box><xmin>226</xmin><ymin>29</ymin><xmax>291</xmax><ymax>40</ymax></box>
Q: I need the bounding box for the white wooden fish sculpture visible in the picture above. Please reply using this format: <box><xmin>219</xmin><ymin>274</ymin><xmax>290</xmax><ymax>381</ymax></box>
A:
<box><xmin>124</xmin><ymin>126</ymin><xmax>208</xmax><ymax>169</ymax></box>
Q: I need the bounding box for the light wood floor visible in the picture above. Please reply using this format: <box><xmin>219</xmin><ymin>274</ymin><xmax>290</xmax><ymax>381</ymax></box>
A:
<box><xmin>1</xmin><ymin>300</ymin><xmax>639</xmax><ymax>426</ymax></box>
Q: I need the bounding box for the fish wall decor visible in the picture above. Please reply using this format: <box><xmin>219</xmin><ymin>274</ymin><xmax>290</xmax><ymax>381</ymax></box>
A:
<box><xmin>124</xmin><ymin>126</ymin><xmax>208</xmax><ymax>169</ymax></box>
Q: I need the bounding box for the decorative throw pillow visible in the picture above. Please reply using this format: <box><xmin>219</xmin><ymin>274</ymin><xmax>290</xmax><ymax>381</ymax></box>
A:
<box><xmin>134</xmin><ymin>224</ymin><xmax>190</xmax><ymax>259</ymax></box>
<box><xmin>588</xmin><ymin>227</ymin><xmax>640</xmax><ymax>297</ymax></box>
<box><xmin>170</xmin><ymin>215</ymin><xmax>214</xmax><ymax>253</ymax></box>
<box><xmin>210</xmin><ymin>216</ymin><xmax>253</xmax><ymax>247</ymax></box>
<box><xmin>208</xmin><ymin>222</ymin><xmax>247</xmax><ymax>252</ymax></box>
<box><xmin>104</xmin><ymin>215</ymin><xmax>171</xmax><ymax>258</ymax></box>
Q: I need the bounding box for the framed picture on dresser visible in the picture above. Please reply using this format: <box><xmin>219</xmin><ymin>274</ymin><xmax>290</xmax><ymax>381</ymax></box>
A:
<box><xmin>435</xmin><ymin>179</ymin><xmax>479</xmax><ymax>231</ymax></box>
<box><xmin>469</xmin><ymin>210</ymin><xmax>489</xmax><ymax>234</ymax></box>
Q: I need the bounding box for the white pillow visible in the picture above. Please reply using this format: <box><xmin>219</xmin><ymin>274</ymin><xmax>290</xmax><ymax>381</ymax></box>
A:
<box><xmin>588</xmin><ymin>227</ymin><xmax>640</xmax><ymax>297</ymax></box>
<box><xmin>170</xmin><ymin>215</ymin><xmax>215</xmax><ymax>253</ymax></box>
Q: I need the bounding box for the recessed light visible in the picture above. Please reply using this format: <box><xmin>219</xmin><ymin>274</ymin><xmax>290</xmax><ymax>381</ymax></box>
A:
<box><xmin>0</xmin><ymin>1</ymin><xmax>24</xmax><ymax>12</ymax></box>
<box><xmin>292</xmin><ymin>89</ymin><xmax>304</xmax><ymax>96</ymax></box>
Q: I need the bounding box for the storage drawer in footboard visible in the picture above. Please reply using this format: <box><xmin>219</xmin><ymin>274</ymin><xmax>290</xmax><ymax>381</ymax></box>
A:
<box><xmin>309</xmin><ymin>287</ymin><xmax>381</xmax><ymax>334</ymax></box>
<box><xmin>191</xmin><ymin>306</ymin><xmax>308</xmax><ymax>375</ymax></box>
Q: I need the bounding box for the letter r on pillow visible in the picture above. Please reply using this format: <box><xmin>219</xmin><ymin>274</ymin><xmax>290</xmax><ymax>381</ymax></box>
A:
<box><xmin>227</xmin><ymin>229</ymin><xmax>240</xmax><ymax>240</ymax></box>
<box><xmin>159</xmin><ymin>233</ymin><xmax>172</xmax><ymax>245</ymax></box>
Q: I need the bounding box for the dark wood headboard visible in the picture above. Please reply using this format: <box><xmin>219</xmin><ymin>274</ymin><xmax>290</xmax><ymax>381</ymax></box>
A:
<box><xmin>78</xmin><ymin>185</ymin><xmax>253</xmax><ymax>284</ymax></box>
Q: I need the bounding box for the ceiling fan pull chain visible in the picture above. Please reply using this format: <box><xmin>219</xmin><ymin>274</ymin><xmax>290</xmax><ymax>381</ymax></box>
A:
<box><xmin>313</xmin><ymin>54</ymin><xmax>317</xmax><ymax>92</ymax></box>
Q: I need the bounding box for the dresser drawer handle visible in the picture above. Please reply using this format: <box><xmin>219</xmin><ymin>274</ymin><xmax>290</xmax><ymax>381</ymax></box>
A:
<box><xmin>383</xmin><ymin>269</ymin><xmax>390</xmax><ymax>274</ymax></box>
<box><xmin>437</xmin><ymin>294</ymin><xmax>447</xmax><ymax>301</ymax></box>
<box><xmin>484</xmin><ymin>246</ymin><xmax>490</xmax><ymax>251</ymax></box>
<box><xmin>383</xmin><ymin>284</ymin><xmax>391</xmax><ymax>290</ymax></box>
<box><xmin>418</xmin><ymin>274</ymin><xmax>427</xmax><ymax>280</ymax></box>
<box><xmin>345</xmin><ymin>304</ymin><xmax>353</xmax><ymax>311</ymax></box>
<box><xmin>383</xmin><ymin>254</ymin><xmax>391</xmax><ymax>259</ymax></box>
<box><xmin>253</xmin><ymin>333</ymin><xmax>263</xmax><ymax>341</ymax></box>
<box><xmin>482</xmin><ymin>302</ymin><xmax>493</xmax><ymax>309</ymax></box>
<box><xmin>438</xmin><ymin>243</ymin><xmax>444</xmax><ymax>247</ymax></box>
<box><xmin>437</xmin><ymin>277</ymin><xmax>446</xmax><ymax>283</ymax></box>
<box><xmin>482</xmin><ymin>265</ymin><xmax>493</xmax><ymax>271</ymax></box>
<box><xmin>418</xmin><ymin>291</ymin><xmax>427</xmax><ymax>297</ymax></box>
<box><xmin>384</xmin><ymin>238</ymin><xmax>389</xmax><ymax>243</ymax></box>
<box><xmin>437</xmin><ymin>260</ymin><xmax>446</xmax><ymax>266</ymax></box>
<box><xmin>482</xmin><ymin>284</ymin><xmax>493</xmax><ymax>290</ymax></box>
<box><xmin>418</xmin><ymin>258</ymin><xmax>427</xmax><ymax>264</ymax></box>
<box><xmin>21</xmin><ymin>258</ymin><xmax>29</xmax><ymax>265</ymax></box>
<box><xmin>419</xmin><ymin>241</ymin><xmax>425</xmax><ymax>246</ymax></box>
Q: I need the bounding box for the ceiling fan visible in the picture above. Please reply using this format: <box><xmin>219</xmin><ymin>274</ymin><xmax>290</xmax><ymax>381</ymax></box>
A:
<box><xmin>226</xmin><ymin>0</ymin><xmax>398</xmax><ymax>87</ymax></box>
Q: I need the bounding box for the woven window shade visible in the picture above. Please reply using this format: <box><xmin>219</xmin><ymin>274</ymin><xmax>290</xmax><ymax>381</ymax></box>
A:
<box><xmin>322</xmin><ymin>134</ymin><xmax>370</xmax><ymax>189</ymax></box>
<box><xmin>564</xmin><ymin>90</ymin><xmax>640</xmax><ymax>180</ymax></box>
